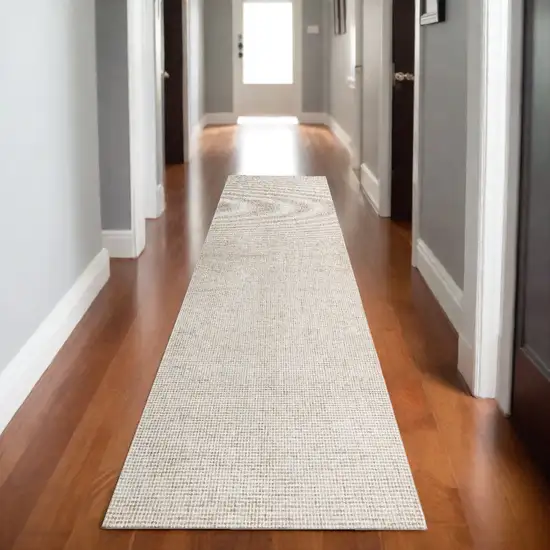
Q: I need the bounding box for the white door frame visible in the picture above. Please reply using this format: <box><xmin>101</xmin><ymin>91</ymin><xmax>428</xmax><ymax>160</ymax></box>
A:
<box><xmin>131</xmin><ymin>0</ymin><xmax>191</xmax><ymax>228</ymax></box>
<box><xmin>359</xmin><ymin>0</ymin><xmax>393</xmax><ymax>217</ymax></box>
<box><xmin>459</xmin><ymin>0</ymin><xmax>524</xmax><ymax>412</ymax></box>
<box><xmin>350</xmin><ymin>0</ymin><xmax>363</xmax><ymax>170</ymax></box>
<box><xmin>183</xmin><ymin>0</ymin><xmax>191</xmax><ymax>162</ymax></box>
<box><xmin>152</xmin><ymin>0</ymin><xmax>166</xmax><ymax>219</ymax></box>
<box><xmin>127</xmin><ymin>0</ymin><xmax>148</xmax><ymax>257</ymax></box>
<box><xmin>411</xmin><ymin>0</ymin><xmax>422</xmax><ymax>264</ymax></box>
<box><xmin>410</xmin><ymin>0</ymin><xmax>524</xmax><ymax>410</ymax></box>
<box><xmin>141</xmin><ymin>0</ymin><xmax>163</xmax><ymax>220</ymax></box>
<box><xmin>377</xmin><ymin>0</ymin><xmax>394</xmax><ymax>219</ymax></box>
<box><xmin>231</xmin><ymin>0</ymin><xmax>303</xmax><ymax>117</ymax></box>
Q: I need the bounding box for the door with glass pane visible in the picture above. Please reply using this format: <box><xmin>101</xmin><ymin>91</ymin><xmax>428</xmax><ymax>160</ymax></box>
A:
<box><xmin>233</xmin><ymin>0</ymin><xmax>301</xmax><ymax>116</ymax></box>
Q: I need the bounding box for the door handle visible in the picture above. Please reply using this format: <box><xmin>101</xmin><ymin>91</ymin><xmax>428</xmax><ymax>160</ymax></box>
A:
<box><xmin>394</xmin><ymin>72</ymin><xmax>414</xmax><ymax>82</ymax></box>
<box><xmin>163</xmin><ymin>71</ymin><xmax>170</xmax><ymax>79</ymax></box>
<box><xmin>238</xmin><ymin>34</ymin><xmax>243</xmax><ymax>59</ymax></box>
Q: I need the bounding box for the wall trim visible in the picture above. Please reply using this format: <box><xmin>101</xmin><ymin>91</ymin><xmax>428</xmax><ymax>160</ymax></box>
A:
<box><xmin>360</xmin><ymin>163</ymin><xmax>384</xmax><ymax>216</ymax></box>
<box><xmin>379</xmin><ymin>0</ymin><xmax>394</xmax><ymax>222</ymax></box>
<box><xmin>127</xmin><ymin>0</ymin><xmax>147</xmax><ymax>259</ymax></box>
<box><xmin>103</xmin><ymin>230</ymin><xmax>139</xmax><ymax>259</ymax></box>
<box><xmin>299</xmin><ymin>112</ymin><xmax>330</xmax><ymax>125</ymax></box>
<box><xmin>495</xmin><ymin>0</ymin><xmax>523</xmax><ymax>413</ymax></box>
<box><xmin>412</xmin><ymin>0</ymin><xmax>424</xmax><ymax>268</ymax></box>
<box><xmin>0</xmin><ymin>249</ymin><xmax>110</xmax><ymax>435</ymax></box>
<box><xmin>328</xmin><ymin>116</ymin><xmax>354</xmax><ymax>160</ymax></box>
<box><xmin>458</xmin><ymin>336</ymin><xmax>475</xmax><ymax>393</ymax></box>
<box><xmin>145</xmin><ymin>183</ymin><xmax>165</xmax><ymax>220</ymax></box>
<box><xmin>182</xmin><ymin>0</ymin><xmax>191</xmax><ymax>161</ymax></box>
<box><xmin>203</xmin><ymin>112</ymin><xmax>238</xmax><ymax>126</ymax></box>
<box><xmin>461</xmin><ymin>0</ymin><xmax>523</xmax><ymax>405</ymax></box>
<box><xmin>155</xmin><ymin>183</ymin><xmax>165</xmax><ymax>218</ymax></box>
<box><xmin>142</xmin><ymin>0</ymin><xmax>160</xmax><ymax>223</ymax></box>
<box><xmin>416</xmin><ymin>239</ymin><xmax>463</xmax><ymax>332</ymax></box>
<box><xmin>189</xmin><ymin>117</ymin><xmax>205</xmax><ymax>159</ymax></box>
<box><xmin>202</xmin><ymin>113</ymin><xmax>332</xmax><ymax>126</ymax></box>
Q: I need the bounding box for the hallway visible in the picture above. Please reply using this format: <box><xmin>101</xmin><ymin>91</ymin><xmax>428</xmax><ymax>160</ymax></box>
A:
<box><xmin>1</xmin><ymin>123</ymin><xmax>549</xmax><ymax>549</ymax></box>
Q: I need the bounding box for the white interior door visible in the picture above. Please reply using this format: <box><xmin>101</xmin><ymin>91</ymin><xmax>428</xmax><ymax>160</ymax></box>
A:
<box><xmin>233</xmin><ymin>0</ymin><xmax>302</xmax><ymax>116</ymax></box>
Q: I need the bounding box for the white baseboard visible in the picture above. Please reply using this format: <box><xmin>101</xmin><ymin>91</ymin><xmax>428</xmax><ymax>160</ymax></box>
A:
<box><xmin>203</xmin><ymin>112</ymin><xmax>331</xmax><ymax>126</ymax></box>
<box><xmin>416</xmin><ymin>239</ymin><xmax>463</xmax><ymax>332</ymax></box>
<box><xmin>299</xmin><ymin>112</ymin><xmax>329</xmax><ymax>125</ymax></box>
<box><xmin>328</xmin><ymin>116</ymin><xmax>354</xmax><ymax>160</ymax></box>
<box><xmin>155</xmin><ymin>183</ymin><xmax>165</xmax><ymax>218</ymax></box>
<box><xmin>145</xmin><ymin>184</ymin><xmax>165</xmax><ymax>220</ymax></box>
<box><xmin>360</xmin><ymin>163</ymin><xmax>384</xmax><ymax>216</ymax></box>
<box><xmin>203</xmin><ymin>112</ymin><xmax>238</xmax><ymax>126</ymax></box>
<box><xmin>190</xmin><ymin>118</ymin><xmax>205</xmax><ymax>159</ymax></box>
<box><xmin>348</xmin><ymin>167</ymin><xmax>360</xmax><ymax>190</ymax></box>
<box><xmin>458</xmin><ymin>336</ymin><xmax>475</xmax><ymax>396</ymax></box>
<box><xmin>0</xmin><ymin>249</ymin><xmax>110</xmax><ymax>434</ymax></box>
<box><xmin>103</xmin><ymin>230</ymin><xmax>138</xmax><ymax>259</ymax></box>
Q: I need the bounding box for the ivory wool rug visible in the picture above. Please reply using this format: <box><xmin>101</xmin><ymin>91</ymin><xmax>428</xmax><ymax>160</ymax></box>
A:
<box><xmin>103</xmin><ymin>175</ymin><xmax>426</xmax><ymax>531</ymax></box>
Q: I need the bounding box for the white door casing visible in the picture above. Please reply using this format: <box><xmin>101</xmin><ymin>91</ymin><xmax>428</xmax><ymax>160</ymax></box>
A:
<box><xmin>127</xmin><ymin>0</ymin><xmax>147</xmax><ymax>257</ymax></box>
<box><xmin>232</xmin><ymin>0</ymin><xmax>302</xmax><ymax>116</ymax></box>
<box><xmin>154</xmin><ymin>0</ymin><xmax>166</xmax><ymax>192</ymax></box>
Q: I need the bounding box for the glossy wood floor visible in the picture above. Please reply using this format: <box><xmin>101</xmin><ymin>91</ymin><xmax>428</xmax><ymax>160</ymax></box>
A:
<box><xmin>1</xmin><ymin>123</ymin><xmax>550</xmax><ymax>550</ymax></box>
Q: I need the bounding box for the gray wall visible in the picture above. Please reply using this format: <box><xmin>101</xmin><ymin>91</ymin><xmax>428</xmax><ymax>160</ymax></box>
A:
<box><xmin>96</xmin><ymin>0</ymin><xmax>132</xmax><ymax>230</ymax></box>
<box><xmin>419</xmin><ymin>0</ymin><xmax>468</xmax><ymax>288</ymax></box>
<box><xmin>328</xmin><ymin>0</ymin><xmax>355</xmax><ymax>137</ymax></box>
<box><xmin>204</xmin><ymin>0</ymin><xmax>233</xmax><ymax>113</ymax></box>
<box><xmin>203</xmin><ymin>0</ymin><xmax>327</xmax><ymax>114</ymax></box>
<box><xmin>361</xmin><ymin>0</ymin><xmax>382</xmax><ymax>175</ymax></box>
<box><xmin>0</xmin><ymin>0</ymin><xmax>103</xmax><ymax>373</ymax></box>
<box><xmin>302</xmin><ymin>0</ymin><xmax>326</xmax><ymax>113</ymax></box>
<box><xmin>189</xmin><ymin>0</ymin><xmax>205</xmax><ymax>129</ymax></box>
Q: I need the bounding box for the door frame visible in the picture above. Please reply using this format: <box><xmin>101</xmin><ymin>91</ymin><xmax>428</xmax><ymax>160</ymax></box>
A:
<box><xmin>370</xmin><ymin>1</ymin><xmax>419</xmax><ymax>225</ymax></box>
<box><xmin>459</xmin><ymin>0</ymin><xmax>523</xmax><ymax>411</ymax></box>
<box><xmin>182</xmin><ymin>0</ymin><xmax>191</xmax><ymax>162</ymax></box>
<box><xmin>376</xmin><ymin>0</ymin><xmax>393</xmax><ymax>219</ymax></box>
<box><xmin>126</xmin><ymin>0</ymin><xmax>148</xmax><ymax>256</ymax></box>
<box><xmin>370</xmin><ymin>0</ymin><xmax>415</xmax><ymax>220</ymax></box>
<box><xmin>231</xmin><ymin>0</ymin><xmax>303</xmax><ymax>117</ymax></box>
<box><xmin>153</xmin><ymin>0</ymin><xmax>166</xmax><ymax>218</ymax></box>
<box><xmin>132</xmin><ymin>0</ymin><xmax>191</xmax><ymax>226</ymax></box>
<box><xmin>405</xmin><ymin>0</ymin><xmax>523</xmax><ymax>409</ymax></box>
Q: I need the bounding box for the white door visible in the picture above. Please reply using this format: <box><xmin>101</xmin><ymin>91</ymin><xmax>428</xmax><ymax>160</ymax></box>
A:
<box><xmin>233</xmin><ymin>0</ymin><xmax>302</xmax><ymax>116</ymax></box>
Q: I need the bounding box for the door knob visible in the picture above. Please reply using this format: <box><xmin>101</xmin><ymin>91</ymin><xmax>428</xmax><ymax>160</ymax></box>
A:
<box><xmin>163</xmin><ymin>71</ymin><xmax>170</xmax><ymax>79</ymax></box>
<box><xmin>394</xmin><ymin>72</ymin><xmax>414</xmax><ymax>82</ymax></box>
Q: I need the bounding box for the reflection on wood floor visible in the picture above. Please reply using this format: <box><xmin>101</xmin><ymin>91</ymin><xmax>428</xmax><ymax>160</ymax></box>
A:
<box><xmin>0</xmin><ymin>122</ymin><xmax>549</xmax><ymax>550</ymax></box>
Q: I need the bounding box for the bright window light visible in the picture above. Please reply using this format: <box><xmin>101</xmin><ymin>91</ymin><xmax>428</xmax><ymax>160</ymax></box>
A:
<box><xmin>243</xmin><ymin>2</ymin><xmax>294</xmax><ymax>85</ymax></box>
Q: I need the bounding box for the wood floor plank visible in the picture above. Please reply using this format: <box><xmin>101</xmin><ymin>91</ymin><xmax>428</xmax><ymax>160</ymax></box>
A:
<box><xmin>0</xmin><ymin>124</ymin><xmax>548</xmax><ymax>549</ymax></box>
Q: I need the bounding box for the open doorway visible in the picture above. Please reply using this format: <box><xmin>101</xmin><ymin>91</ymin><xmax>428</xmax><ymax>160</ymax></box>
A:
<box><xmin>390</xmin><ymin>0</ymin><xmax>415</xmax><ymax>222</ymax></box>
<box><xmin>359</xmin><ymin>0</ymin><xmax>415</xmax><ymax>224</ymax></box>
<box><xmin>162</xmin><ymin>0</ymin><xmax>187</xmax><ymax>165</ymax></box>
<box><xmin>147</xmin><ymin>0</ymin><xmax>189</xmax><ymax>219</ymax></box>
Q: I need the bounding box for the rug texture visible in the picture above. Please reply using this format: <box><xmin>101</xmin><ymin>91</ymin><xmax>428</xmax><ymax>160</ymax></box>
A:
<box><xmin>103</xmin><ymin>175</ymin><xmax>426</xmax><ymax>530</ymax></box>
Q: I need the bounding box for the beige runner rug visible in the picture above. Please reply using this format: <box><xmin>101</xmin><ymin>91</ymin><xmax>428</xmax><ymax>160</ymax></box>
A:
<box><xmin>103</xmin><ymin>176</ymin><xmax>426</xmax><ymax>530</ymax></box>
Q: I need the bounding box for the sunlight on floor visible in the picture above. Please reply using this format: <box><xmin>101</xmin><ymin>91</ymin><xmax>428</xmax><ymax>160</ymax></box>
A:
<box><xmin>234</xmin><ymin>120</ymin><xmax>301</xmax><ymax>175</ymax></box>
<box><xmin>237</xmin><ymin>116</ymin><xmax>299</xmax><ymax>126</ymax></box>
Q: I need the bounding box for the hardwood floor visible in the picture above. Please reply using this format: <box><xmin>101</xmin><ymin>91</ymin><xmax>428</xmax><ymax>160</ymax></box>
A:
<box><xmin>1</xmin><ymin>123</ymin><xmax>549</xmax><ymax>549</ymax></box>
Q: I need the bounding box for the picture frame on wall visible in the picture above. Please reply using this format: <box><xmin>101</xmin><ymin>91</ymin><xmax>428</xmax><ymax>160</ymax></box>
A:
<box><xmin>334</xmin><ymin>0</ymin><xmax>347</xmax><ymax>35</ymax></box>
<box><xmin>420</xmin><ymin>0</ymin><xmax>446</xmax><ymax>25</ymax></box>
